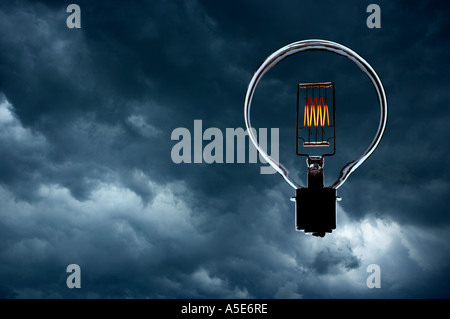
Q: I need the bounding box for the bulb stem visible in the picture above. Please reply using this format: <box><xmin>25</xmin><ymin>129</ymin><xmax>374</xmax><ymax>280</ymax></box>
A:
<box><xmin>307</xmin><ymin>156</ymin><xmax>324</xmax><ymax>189</ymax></box>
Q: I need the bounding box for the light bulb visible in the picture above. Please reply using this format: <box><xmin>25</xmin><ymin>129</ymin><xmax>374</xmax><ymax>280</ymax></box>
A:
<box><xmin>244</xmin><ymin>39</ymin><xmax>388</xmax><ymax>237</ymax></box>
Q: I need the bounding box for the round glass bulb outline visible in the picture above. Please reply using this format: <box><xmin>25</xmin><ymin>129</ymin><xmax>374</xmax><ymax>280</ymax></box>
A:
<box><xmin>244</xmin><ymin>39</ymin><xmax>388</xmax><ymax>190</ymax></box>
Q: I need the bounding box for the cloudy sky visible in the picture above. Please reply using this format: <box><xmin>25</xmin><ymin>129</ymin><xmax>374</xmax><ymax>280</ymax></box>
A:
<box><xmin>0</xmin><ymin>0</ymin><xmax>449</xmax><ymax>299</ymax></box>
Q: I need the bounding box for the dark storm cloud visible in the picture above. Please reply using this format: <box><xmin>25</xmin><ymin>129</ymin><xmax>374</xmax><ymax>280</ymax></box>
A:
<box><xmin>0</xmin><ymin>0</ymin><xmax>266</xmax><ymax>199</ymax></box>
<box><xmin>336</xmin><ymin>0</ymin><xmax>450</xmax><ymax>226</ymax></box>
<box><xmin>312</xmin><ymin>247</ymin><xmax>361</xmax><ymax>275</ymax></box>
<box><xmin>0</xmin><ymin>0</ymin><xmax>449</xmax><ymax>299</ymax></box>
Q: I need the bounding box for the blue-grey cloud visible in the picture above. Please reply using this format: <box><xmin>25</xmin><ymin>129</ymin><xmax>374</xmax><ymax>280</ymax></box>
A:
<box><xmin>0</xmin><ymin>0</ymin><xmax>449</xmax><ymax>299</ymax></box>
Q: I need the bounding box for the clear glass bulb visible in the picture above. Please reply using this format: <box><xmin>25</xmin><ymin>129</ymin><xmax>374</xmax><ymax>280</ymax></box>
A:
<box><xmin>244</xmin><ymin>39</ymin><xmax>388</xmax><ymax>236</ymax></box>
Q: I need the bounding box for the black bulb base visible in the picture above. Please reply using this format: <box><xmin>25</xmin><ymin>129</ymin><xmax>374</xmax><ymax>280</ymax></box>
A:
<box><xmin>295</xmin><ymin>187</ymin><xmax>336</xmax><ymax>237</ymax></box>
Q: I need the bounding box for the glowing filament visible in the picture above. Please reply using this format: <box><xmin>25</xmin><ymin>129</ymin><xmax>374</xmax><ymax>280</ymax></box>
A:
<box><xmin>304</xmin><ymin>97</ymin><xmax>329</xmax><ymax>127</ymax></box>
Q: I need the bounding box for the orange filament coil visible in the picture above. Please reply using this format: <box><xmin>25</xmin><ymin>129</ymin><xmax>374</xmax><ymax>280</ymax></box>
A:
<box><xmin>303</xmin><ymin>97</ymin><xmax>329</xmax><ymax>127</ymax></box>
